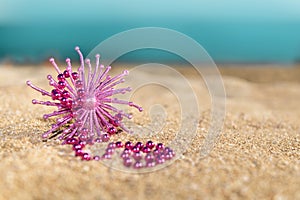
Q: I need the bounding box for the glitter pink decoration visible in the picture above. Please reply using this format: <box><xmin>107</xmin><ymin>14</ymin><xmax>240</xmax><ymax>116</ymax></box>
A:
<box><xmin>27</xmin><ymin>46</ymin><xmax>175</xmax><ymax>169</ymax></box>
<box><xmin>27</xmin><ymin>46</ymin><xmax>142</xmax><ymax>144</ymax></box>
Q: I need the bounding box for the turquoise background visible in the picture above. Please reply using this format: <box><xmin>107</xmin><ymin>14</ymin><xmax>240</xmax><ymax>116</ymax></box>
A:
<box><xmin>1</xmin><ymin>0</ymin><xmax>300</xmax><ymax>63</ymax></box>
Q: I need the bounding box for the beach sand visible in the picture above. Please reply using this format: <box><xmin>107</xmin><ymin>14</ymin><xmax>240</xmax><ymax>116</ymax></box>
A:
<box><xmin>0</xmin><ymin>64</ymin><xmax>299</xmax><ymax>200</ymax></box>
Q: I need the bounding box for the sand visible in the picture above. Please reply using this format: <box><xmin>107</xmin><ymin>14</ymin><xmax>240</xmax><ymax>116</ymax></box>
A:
<box><xmin>0</xmin><ymin>64</ymin><xmax>299</xmax><ymax>200</ymax></box>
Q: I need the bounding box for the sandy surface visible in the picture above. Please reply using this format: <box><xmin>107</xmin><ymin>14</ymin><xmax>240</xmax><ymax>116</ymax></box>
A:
<box><xmin>0</xmin><ymin>64</ymin><xmax>299</xmax><ymax>200</ymax></box>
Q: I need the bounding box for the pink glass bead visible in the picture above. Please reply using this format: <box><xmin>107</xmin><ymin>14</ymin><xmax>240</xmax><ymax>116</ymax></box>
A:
<box><xmin>121</xmin><ymin>152</ymin><xmax>130</xmax><ymax>159</ymax></box>
<box><xmin>146</xmin><ymin>161</ymin><xmax>156</xmax><ymax>168</ymax></box>
<box><xmin>123</xmin><ymin>158</ymin><xmax>132</xmax><ymax>167</ymax></box>
<box><xmin>156</xmin><ymin>143</ymin><xmax>164</xmax><ymax>150</ymax></box>
<box><xmin>146</xmin><ymin>140</ymin><xmax>155</xmax><ymax>149</ymax></box>
<box><xmin>66</xmin><ymin>138</ymin><xmax>78</xmax><ymax>145</ymax></box>
<box><xmin>135</xmin><ymin>142</ymin><xmax>143</xmax><ymax>149</ymax></box>
<box><xmin>63</xmin><ymin>70</ymin><xmax>70</xmax><ymax>78</ymax></box>
<box><xmin>73</xmin><ymin>144</ymin><xmax>82</xmax><ymax>151</ymax></box>
<box><xmin>106</xmin><ymin>147</ymin><xmax>115</xmax><ymax>155</ymax></box>
<box><xmin>145</xmin><ymin>153</ymin><xmax>155</xmax><ymax>162</ymax></box>
<box><xmin>108</xmin><ymin>142</ymin><xmax>116</xmax><ymax>149</ymax></box>
<box><xmin>132</xmin><ymin>146</ymin><xmax>140</xmax><ymax>153</ymax></box>
<box><xmin>101</xmin><ymin>134</ymin><xmax>110</xmax><ymax>142</ymax></box>
<box><xmin>82</xmin><ymin>153</ymin><xmax>91</xmax><ymax>161</ymax></box>
<box><xmin>132</xmin><ymin>152</ymin><xmax>142</xmax><ymax>161</ymax></box>
<box><xmin>93</xmin><ymin>155</ymin><xmax>101</xmax><ymax>161</ymax></box>
<box><xmin>133</xmin><ymin>161</ymin><xmax>143</xmax><ymax>169</ymax></box>
<box><xmin>115</xmin><ymin>141</ymin><xmax>123</xmax><ymax>148</ymax></box>
<box><xmin>123</xmin><ymin>148</ymin><xmax>131</xmax><ymax>154</ymax></box>
<box><xmin>102</xmin><ymin>153</ymin><xmax>112</xmax><ymax>160</ymax></box>
<box><xmin>75</xmin><ymin>149</ymin><xmax>84</xmax><ymax>157</ymax></box>
<box><xmin>125</xmin><ymin>141</ymin><xmax>133</xmax><ymax>149</ymax></box>
<box><xmin>107</xmin><ymin>126</ymin><xmax>117</xmax><ymax>135</ymax></box>
<box><xmin>94</xmin><ymin>138</ymin><xmax>102</xmax><ymax>143</ymax></box>
<box><xmin>142</xmin><ymin>146</ymin><xmax>151</xmax><ymax>153</ymax></box>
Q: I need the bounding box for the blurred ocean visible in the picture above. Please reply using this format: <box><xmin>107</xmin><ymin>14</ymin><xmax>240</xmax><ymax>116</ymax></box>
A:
<box><xmin>1</xmin><ymin>1</ymin><xmax>300</xmax><ymax>64</ymax></box>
